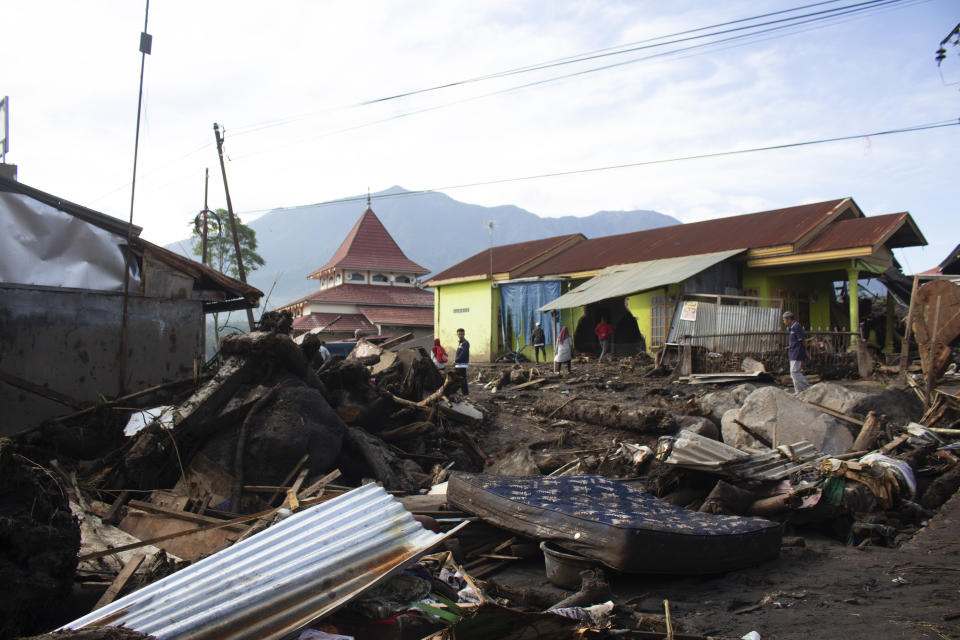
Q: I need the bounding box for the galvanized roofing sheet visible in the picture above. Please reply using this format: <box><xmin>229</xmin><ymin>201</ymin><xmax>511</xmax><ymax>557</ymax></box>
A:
<box><xmin>795</xmin><ymin>212</ymin><xmax>924</xmax><ymax>253</ymax></box>
<box><xmin>425</xmin><ymin>233</ymin><xmax>584</xmax><ymax>283</ymax></box>
<box><xmin>521</xmin><ymin>199</ymin><xmax>850</xmax><ymax>277</ymax></box>
<box><xmin>62</xmin><ymin>483</ymin><xmax>459</xmax><ymax>640</ymax></box>
<box><xmin>539</xmin><ymin>249</ymin><xmax>743</xmax><ymax>311</ymax></box>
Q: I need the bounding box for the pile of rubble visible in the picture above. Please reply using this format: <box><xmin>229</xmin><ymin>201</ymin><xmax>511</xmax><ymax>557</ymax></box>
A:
<box><xmin>3</xmin><ymin>312</ymin><xmax>960</xmax><ymax>639</ymax></box>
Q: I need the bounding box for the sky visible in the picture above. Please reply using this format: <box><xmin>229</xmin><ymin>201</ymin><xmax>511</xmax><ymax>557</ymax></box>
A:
<box><xmin>3</xmin><ymin>0</ymin><xmax>958</xmax><ymax>274</ymax></box>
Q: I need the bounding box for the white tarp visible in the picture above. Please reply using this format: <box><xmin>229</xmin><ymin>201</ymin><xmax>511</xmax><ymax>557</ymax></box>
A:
<box><xmin>538</xmin><ymin>249</ymin><xmax>744</xmax><ymax>311</ymax></box>
<box><xmin>0</xmin><ymin>191</ymin><xmax>138</xmax><ymax>290</ymax></box>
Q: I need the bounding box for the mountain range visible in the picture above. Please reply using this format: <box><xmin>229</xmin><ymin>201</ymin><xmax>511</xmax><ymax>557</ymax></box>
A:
<box><xmin>168</xmin><ymin>186</ymin><xmax>681</xmax><ymax>309</ymax></box>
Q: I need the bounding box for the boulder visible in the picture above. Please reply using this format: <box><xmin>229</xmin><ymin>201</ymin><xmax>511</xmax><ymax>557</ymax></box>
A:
<box><xmin>799</xmin><ymin>382</ymin><xmax>923</xmax><ymax>427</ymax></box>
<box><xmin>698</xmin><ymin>383</ymin><xmax>757</xmax><ymax>427</ymax></box>
<box><xmin>721</xmin><ymin>386</ymin><xmax>854</xmax><ymax>455</ymax></box>
<box><xmin>677</xmin><ymin>415</ymin><xmax>720</xmax><ymax>440</ymax></box>
<box><xmin>798</xmin><ymin>382</ymin><xmax>868</xmax><ymax>414</ymax></box>
<box><xmin>200</xmin><ymin>381</ymin><xmax>346</xmax><ymax>486</ymax></box>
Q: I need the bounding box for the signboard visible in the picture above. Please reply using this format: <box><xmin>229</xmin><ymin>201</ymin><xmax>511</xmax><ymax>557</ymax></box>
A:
<box><xmin>679</xmin><ymin>300</ymin><xmax>699</xmax><ymax>322</ymax></box>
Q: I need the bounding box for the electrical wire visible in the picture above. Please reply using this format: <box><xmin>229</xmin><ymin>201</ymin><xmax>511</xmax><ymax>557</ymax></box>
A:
<box><xmin>228</xmin><ymin>0</ymin><xmax>916</xmax><ymax>137</ymax></box>
<box><xmin>231</xmin><ymin>119</ymin><xmax>959</xmax><ymax>214</ymax></box>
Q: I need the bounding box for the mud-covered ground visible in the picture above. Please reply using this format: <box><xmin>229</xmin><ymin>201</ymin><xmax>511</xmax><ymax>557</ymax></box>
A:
<box><xmin>462</xmin><ymin>359</ymin><xmax>960</xmax><ymax>640</ymax></box>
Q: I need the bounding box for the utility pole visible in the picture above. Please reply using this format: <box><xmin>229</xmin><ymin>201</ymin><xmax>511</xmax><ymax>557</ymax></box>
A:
<box><xmin>118</xmin><ymin>0</ymin><xmax>152</xmax><ymax>393</ymax></box>
<box><xmin>213</xmin><ymin>123</ymin><xmax>256</xmax><ymax>331</ymax></box>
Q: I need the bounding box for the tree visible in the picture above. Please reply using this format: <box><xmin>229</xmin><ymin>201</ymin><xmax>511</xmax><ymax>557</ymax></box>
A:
<box><xmin>190</xmin><ymin>209</ymin><xmax>265</xmax><ymax>278</ymax></box>
<box><xmin>189</xmin><ymin>209</ymin><xmax>266</xmax><ymax>350</ymax></box>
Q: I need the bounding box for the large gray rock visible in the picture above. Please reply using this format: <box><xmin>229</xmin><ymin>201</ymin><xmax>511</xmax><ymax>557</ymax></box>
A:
<box><xmin>798</xmin><ymin>382</ymin><xmax>868</xmax><ymax>414</ymax></box>
<box><xmin>677</xmin><ymin>415</ymin><xmax>721</xmax><ymax>440</ymax></box>
<box><xmin>799</xmin><ymin>382</ymin><xmax>923</xmax><ymax>427</ymax></box>
<box><xmin>721</xmin><ymin>386</ymin><xmax>854</xmax><ymax>455</ymax></box>
<box><xmin>698</xmin><ymin>383</ymin><xmax>757</xmax><ymax>427</ymax></box>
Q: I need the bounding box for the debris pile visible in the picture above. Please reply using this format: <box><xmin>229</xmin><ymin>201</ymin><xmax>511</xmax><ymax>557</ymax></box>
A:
<box><xmin>3</xmin><ymin>306</ymin><xmax>960</xmax><ymax>639</ymax></box>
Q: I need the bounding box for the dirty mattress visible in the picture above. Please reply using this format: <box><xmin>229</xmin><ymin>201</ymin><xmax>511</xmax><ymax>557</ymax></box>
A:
<box><xmin>448</xmin><ymin>472</ymin><xmax>781</xmax><ymax>574</ymax></box>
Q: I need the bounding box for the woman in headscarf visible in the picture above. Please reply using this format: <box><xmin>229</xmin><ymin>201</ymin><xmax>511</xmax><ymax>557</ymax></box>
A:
<box><xmin>430</xmin><ymin>338</ymin><xmax>449</xmax><ymax>371</ymax></box>
<box><xmin>553</xmin><ymin>326</ymin><xmax>573</xmax><ymax>374</ymax></box>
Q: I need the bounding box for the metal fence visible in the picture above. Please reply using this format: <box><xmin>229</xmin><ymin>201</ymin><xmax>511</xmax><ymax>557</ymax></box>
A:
<box><xmin>679</xmin><ymin>330</ymin><xmax>858</xmax><ymax>376</ymax></box>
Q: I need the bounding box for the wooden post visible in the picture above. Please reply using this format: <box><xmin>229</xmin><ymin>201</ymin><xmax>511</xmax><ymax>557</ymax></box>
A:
<box><xmin>884</xmin><ymin>291</ymin><xmax>895</xmax><ymax>355</ymax></box>
<box><xmin>898</xmin><ymin>275</ymin><xmax>919</xmax><ymax>385</ymax></box>
<box><xmin>925</xmin><ymin>295</ymin><xmax>942</xmax><ymax>409</ymax></box>
<box><xmin>852</xmin><ymin>411</ymin><xmax>884</xmax><ymax>452</ymax></box>
<box><xmin>847</xmin><ymin>266</ymin><xmax>860</xmax><ymax>349</ymax></box>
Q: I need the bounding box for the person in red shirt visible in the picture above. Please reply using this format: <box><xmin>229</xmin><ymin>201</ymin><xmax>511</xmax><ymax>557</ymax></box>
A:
<box><xmin>430</xmin><ymin>338</ymin><xmax>449</xmax><ymax>371</ymax></box>
<box><xmin>595</xmin><ymin>318</ymin><xmax>613</xmax><ymax>363</ymax></box>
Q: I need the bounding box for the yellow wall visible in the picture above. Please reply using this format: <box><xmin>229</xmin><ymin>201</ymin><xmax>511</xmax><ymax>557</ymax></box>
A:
<box><xmin>434</xmin><ymin>279</ymin><xmax>497</xmax><ymax>363</ymax></box>
<box><xmin>743</xmin><ymin>267</ymin><xmax>837</xmax><ymax>330</ymax></box>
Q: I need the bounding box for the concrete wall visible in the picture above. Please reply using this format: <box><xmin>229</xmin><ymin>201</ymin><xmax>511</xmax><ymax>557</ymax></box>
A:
<box><xmin>0</xmin><ymin>286</ymin><xmax>203</xmax><ymax>434</ymax></box>
<box><xmin>434</xmin><ymin>279</ymin><xmax>496</xmax><ymax>362</ymax></box>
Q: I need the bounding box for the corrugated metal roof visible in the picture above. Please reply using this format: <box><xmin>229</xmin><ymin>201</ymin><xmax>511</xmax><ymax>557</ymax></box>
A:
<box><xmin>795</xmin><ymin>212</ymin><xmax>924</xmax><ymax>253</ymax></box>
<box><xmin>309</xmin><ymin>208</ymin><xmax>429</xmax><ymax>278</ymax></box>
<box><xmin>722</xmin><ymin>441</ymin><xmax>827</xmax><ymax>481</ymax></box>
<box><xmin>663</xmin><ymin>431</ymin><xmax>750</xmax><ymax>472</ymax></box>
<box><xmin>521</xmin><ymin>199</ymin><xmax>851</xmax><ymax>277</ymax></box>
<box><xmin>539</xmin><ymin>249</ymin><xmax>743</xmax><ymax>311</ymax></box>
<box><xmin>425</xmin><ymin>233</ymin><xmax>584</xmax><ymax>284</ymax></box>
<box><xmin>62</xmin><ymin>484</ymin><xmax>461</xmax><ymax>640</ymax></box>
<box><xmin>291</xmin><ymin>312</ymin><xmax>377</xmax><ymax>333</ymax></box>
<box><xmin>667</xmin><ymin>297</ymin><xmax>782</xmax><ymax>352</ymax></box>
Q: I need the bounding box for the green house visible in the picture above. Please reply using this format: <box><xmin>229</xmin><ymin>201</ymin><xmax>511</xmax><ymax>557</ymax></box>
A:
<box><xmin>425</xmin><ymin>198</ymin><xmax>925</xmax><ymax>362</ymax></box>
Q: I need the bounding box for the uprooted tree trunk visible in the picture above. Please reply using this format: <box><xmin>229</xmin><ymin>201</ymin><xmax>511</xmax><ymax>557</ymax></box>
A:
<box><xmin>339</xmin><ymin>427</ymin><xmax>427</xmax><ymax>492</ymax></box>
<box><xmin>533</xmin><ymin>396</ymin><xmax>677</xmax><ymax>433</ymax></box>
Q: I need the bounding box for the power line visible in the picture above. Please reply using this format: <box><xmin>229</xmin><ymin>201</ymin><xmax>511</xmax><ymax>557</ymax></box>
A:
<box><xmin>228</xmin><ymin>0</ymin><xmax>916</xmax><ymax>138</ymax></box>
<box><xmin>239</xmin><ymin>119</ymin><xmax>957</xmax><ymax>214</ymax></box>
<box><xmin>228</xmin><ymin>0</ymin><xmax>923</xmax><ymax>162</ymax></box>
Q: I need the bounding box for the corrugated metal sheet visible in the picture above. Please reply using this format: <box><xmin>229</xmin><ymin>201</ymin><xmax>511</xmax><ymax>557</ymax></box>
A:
<box><xmin>667</xmin><ymin>297</ymin><xmax>782</xmax><ymax>352</ymax></box>
<box><xmin>62</xmin><ymin>483</ymin><xmax>462</xmax><ymax>640</ymax></box>
<box><xmin>723</xmin><ymin>441</ymin><xmax>827</xmax><ymax>481</ymax></box>
<box><xmin>521</xmin><ymin>199</ymin><xmax>850</xmax><ymax>278</ymax></box>
<box><xmin>662</xmin><ymin>431</ymin><xmax>749</xmax><ymax>472</ymax></box>
<box><xmin>664</xmin><ymin>433</ymin><xmax>825</xmax><ymax>482</ymax></box>
<box><xmin>538</xmin><ymin>249</ymin><xmax>743</xmax><ymax>311</ymax></box>
<box><xmin>426</xmin><ymin>233</ymin><xmax>584</xmax><ymax>284</ymax></box>
<box><xmin>796</xmin><ymin>212</ymin><xmax>924</xmax><ymax>253</ymax></box>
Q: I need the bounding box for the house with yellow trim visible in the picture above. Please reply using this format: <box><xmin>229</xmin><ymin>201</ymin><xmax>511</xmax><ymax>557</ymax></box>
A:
<box><xmin>424</xmin><ymin>198</ymin><xmax>926</xmax><ymax>362</ymax></box>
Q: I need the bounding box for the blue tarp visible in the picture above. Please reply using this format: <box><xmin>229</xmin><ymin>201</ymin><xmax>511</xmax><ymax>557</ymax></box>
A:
<box><xmin>499</xmin><ymin>281</ymin><xmax>561</xmax><ymax>353</ymax></box>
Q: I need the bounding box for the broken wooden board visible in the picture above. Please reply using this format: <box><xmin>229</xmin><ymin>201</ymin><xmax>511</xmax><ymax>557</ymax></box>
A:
<box><xmin>117</xmin><ymin>511</ymin><xmax>237</xmax><ymax>562</ymax></box>
<box><xmin>912</xmin><ymin>279</ymin><xmax>960</xmax><ymax>394</ymax></box>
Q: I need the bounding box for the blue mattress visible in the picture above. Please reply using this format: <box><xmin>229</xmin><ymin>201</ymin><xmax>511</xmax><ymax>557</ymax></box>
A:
<box><xmin>448</xmin><ymin>473</ymin><xmax>781</xmax><ymax>574</ymax></box>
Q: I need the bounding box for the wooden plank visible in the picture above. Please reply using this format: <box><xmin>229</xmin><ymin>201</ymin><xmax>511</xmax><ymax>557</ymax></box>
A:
<box><xmin>127</xmin><ymin>500</ymin><xmax>247</xmax><ymax>532</ymax></box>
<box><xmin>378</xmin><ymin>333</ymin><xmax>414</xmax><ymax>350</ymax></box>
<box><xmin>267</xmin><ymin>454</ymin><xmax>310</xmax><ymax>506</ymax></box>
<box><xmin>80</xmin><ymin>506</ymin><xmax>281</xmax><ymax>562</ymax></box>
<box><xmin>499</xmin><ymin>378</ymin><xmax>547</xmax><ymax>394</ymax></box>
<box><xmin>802</xmin><ymin>400</ymin><xmax>865</xmax><ymax>427</ymax></box>
<box><xmin>0</xmin><ymin>369</ymin><xmax>89</xmax><ymax>409</ymax></box>
<box><xmin>92</xmin><ymin>553</ymin><xmax>145</xmax><ymax>611</ymax></box>
<box><xmin>104</xmin><ymin>490</ymin><xmax>131</xmax><ymax>525</ymax></box>
<box><xmin>298</xmin><ymin>469</ymin><xmax>342</xmax><ymax>500</ymax></box>
<box><xmin>898</xmin><ymin>275</ymin><xmax>920</xmax><ymax>386</ymax></box>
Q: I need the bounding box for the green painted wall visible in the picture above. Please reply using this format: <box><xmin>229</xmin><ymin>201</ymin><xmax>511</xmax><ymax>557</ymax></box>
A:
<box><xmin>742</xmin><ymin>268</ymin><xmax>836</xmax><ymax>330</ymax></box>
<box><xmin>434</xmin><ymin>279</ymin><xmax>496</xmax><ymax>363</ymax></box>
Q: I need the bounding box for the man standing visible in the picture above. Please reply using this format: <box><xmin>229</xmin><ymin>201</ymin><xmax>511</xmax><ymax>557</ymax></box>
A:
<box><xmin>455</xmin><ymin>328</ymin><xmax>470</xmax><ymax>396</ymax></box>
<box><xmin>783</xmin><ymin>311</ymin><xmax>810</xmax><ymax>394</ymax></box>
<box><xmin>531</xmin><ymin>322</ymin><xmax>546</xmax><ymax>364</ymax></box>
<box><xmin>319</xmin><ymin>341</ymin><xmax>331</xmax><ymax>363</ymax></box>
<box><xmin>595</xmin><ymin>318</ymin><xmax>613</xmax><ymax>363</ymax></box>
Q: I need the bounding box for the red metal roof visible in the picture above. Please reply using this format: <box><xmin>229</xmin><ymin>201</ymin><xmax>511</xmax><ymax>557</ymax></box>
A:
<box><xmin>426</xmin><ymin>233</ymin><xmax>585</xmax><ymax>283</ymax></box>
<box><xmin>795</xmin><ymin>213</ymin><xmax>923</xmax><ymax>254</ymax></box>
<box><xmin>308</xmin><ymin>208</ymin><xmax>428</xmax><ymax>278</ymax></box>
<box><xmin>520</xmin><ymin>199</ymin><xmax>851</xmax><ymax>277</ymax></box>
<box><xmin>291</xmin><ymin>312</ymin><xmax>376</xmax><ymax>333</ymax></box>
<box><xmin>298</xmin><ymin>283</ymin><xmax>433</xmax><ymax>307</ymax></box>
<box><xmin>361</xmin><ymin>306</ymin><xmax>434</xmax><ymax>326</ymax></box>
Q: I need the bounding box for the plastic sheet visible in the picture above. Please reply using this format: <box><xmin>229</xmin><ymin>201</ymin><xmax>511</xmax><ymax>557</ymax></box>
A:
<box><xmin>498</xmin><ymin>281</ymin><xmax>560</xmax><ymax>350</ymax></box>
